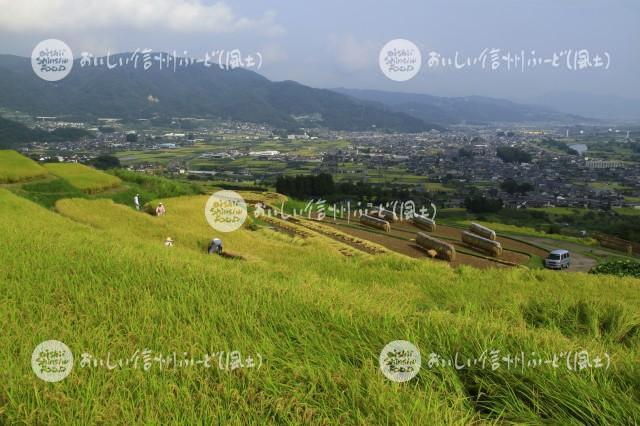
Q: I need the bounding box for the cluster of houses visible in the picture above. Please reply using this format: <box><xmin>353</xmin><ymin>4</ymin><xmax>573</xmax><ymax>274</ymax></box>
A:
<box><xmin>19</xmin><ymin>117</ymin><xmax>640</xmax><ymax>213</ymax></box>
<box><xmin>320</xmin><ymin>128</ymin><xmax>640</xmax><ymax>210</ymax></box>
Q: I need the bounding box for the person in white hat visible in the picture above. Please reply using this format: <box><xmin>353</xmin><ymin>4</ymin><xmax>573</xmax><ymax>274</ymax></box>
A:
<box><xmin>164</xmin><ymin>237</ymin><xmax>174</xmax><ymax>247</ymax></box>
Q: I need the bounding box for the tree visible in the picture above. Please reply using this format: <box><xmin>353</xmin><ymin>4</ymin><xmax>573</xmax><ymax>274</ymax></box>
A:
<box><xmin>458</xmin><ymin>147</ymin><xmax>474</xmax><ymax>158</ymax></box>
<box><xmin>275</xmin><ymin>174</ymin><xmax>334</xmax><ymax>198</ymax></box>
<box><xmin>497</xmin><ymin>146</ymin><xmax>532</xmax><ymax>164</ymax></box>
<box><xmin>501</xmin><ymin>179</ymin><xmax>534</xmax><ymax>195</ymax></box>
<box><xmin>91</xmin><ymin>155</ymin><xmax>121</xmax><ymax>170</ymax></box>
<box><xmin>126</xmin><ymin>133</ymin><xmax>138</xmax><ymax>143</ymax></box>
<box><xmin>464</xmin><ymin>195</ymin><xmax>503</xmax><ymax>214</ymax></box>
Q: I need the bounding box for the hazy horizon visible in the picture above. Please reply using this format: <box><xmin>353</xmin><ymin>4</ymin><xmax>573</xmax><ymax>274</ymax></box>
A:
<box><xmin>0</xmin><ymin>0</ymin><xmax>638</xmax><ymax>112</ymax></box>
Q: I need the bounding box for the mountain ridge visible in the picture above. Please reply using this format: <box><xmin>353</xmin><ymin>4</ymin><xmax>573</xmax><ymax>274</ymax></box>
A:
<box><xmin>333</xmin><ymin>87</ymin><xmax>590</xmax><ymax>125</ymax></box>
<box><xmin>0</xmin><ymin>53</ymin><xmax>436</xmax><ymax>133</ymax></box>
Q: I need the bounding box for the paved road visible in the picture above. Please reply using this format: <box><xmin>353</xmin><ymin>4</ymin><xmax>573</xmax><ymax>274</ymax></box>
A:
<box><xmin>517</xmin><ymin>237</ymin><xmax>598</xmax><ymax>272</ymax></box>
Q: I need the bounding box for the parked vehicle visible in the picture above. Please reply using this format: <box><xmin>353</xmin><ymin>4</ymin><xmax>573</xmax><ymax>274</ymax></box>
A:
<box><xmin>544</xmin><ymin>249</ymin><xmax>571</xmax><ymax>269</ymax></box>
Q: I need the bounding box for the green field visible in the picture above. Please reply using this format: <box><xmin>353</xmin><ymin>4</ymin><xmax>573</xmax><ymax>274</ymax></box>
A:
<box><xmin>1</xmin><ymin>153</ymin><xmax>640</xmax><ymax>423</ymax></box>
<box><xmin>0</xmin><ymin>150</ymin><xmax>48</xmax><ymax>183</ymax></box>
<box><xmin>588</xmin><ymin>181</ymin><xmax>631</xmax><ymax>192</ymax></box>
<box><xmin>529</xmin><ymin>207</ymin><xmax>583</xmax><ymax>216</ymax></box>
<box><xmin>424</xmin><ymin>182</ymin><xmax>455</xmax><ymax>193</ymax></box>
<box><xmin>1</xmin><ymin>180</ymin><xmax>640</xmax><ymax>423</ymax></box>
<box><xmin>615</xmin><ymin>207</ymin><xmax>640</xmax><ymax>217</ymax></box>
<box><xmin>117</xmin><ymin>139</ymin><xmax>351</xmax><ymax>167</ymax></box>
<box><xmin>44</xmin><ymin>163</ymin><xmax>122</xmax><ymax>193</ymax></box>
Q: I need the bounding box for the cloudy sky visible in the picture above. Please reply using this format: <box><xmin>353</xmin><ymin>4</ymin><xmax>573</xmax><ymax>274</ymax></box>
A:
<box><xmin>0</xmin><ymin>0</ymin><xmax>638</xmax><ymax>102</ymax></box>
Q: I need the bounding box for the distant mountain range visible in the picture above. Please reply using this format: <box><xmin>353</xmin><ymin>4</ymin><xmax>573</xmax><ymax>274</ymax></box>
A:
<box><xmin>333</xmin><ymin>88</ymin><xmax>587</xmax><ymax>125</ymax></box>
<box><xmin>0</xmin><ymin>53</ymin><xmax>603</xmax><ymax>134</ymax></box>
<box><xmin>0</xmin><ymin>54</ymin><xmax>432</xmax><ymax>133</ymax></box>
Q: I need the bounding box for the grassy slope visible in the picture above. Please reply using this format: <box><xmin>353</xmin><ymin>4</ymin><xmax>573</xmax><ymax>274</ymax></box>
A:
<box><xmin>0</xmin><ymin>190</ymin><xmax>639</xmax><ymax>423</ymax></box>
<box><xmin>0</xmin><ymin>150</ymin><xmax>48</xmax><ymax>183</ymax></box>
<box><xmin>44</xmin><ymin>163</ymin><xmax>122</xmax><ymax>193</ymax></box>
<box><xmin>9</xmin><ymin>177</ymin><xmax>87</xmax><ymax>209</ymax></box>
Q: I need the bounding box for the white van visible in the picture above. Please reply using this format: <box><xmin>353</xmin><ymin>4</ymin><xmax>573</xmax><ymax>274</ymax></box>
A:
<box><xmin>544</xmin><ymin>249</ymin><xmax>571</xmax><ymax>269</ymax></box>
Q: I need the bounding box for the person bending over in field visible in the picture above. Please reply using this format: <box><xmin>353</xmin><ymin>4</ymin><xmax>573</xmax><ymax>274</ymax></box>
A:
<box><xmin>208</xmin><ymin>238</ymin><xmax>223</xmax><ymax>255</ymax></box>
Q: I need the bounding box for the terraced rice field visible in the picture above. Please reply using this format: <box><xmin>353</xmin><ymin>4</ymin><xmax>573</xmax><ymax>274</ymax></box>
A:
<box><xmin>44</xmin><ymin>163</ymin><xmax>122</xmax><ymax>193</ymax></box>
<box><xmin>1</xmin><ymin>162</ymin><xmax>639</xmax><ymax>423</ymax></box>
<box><xmin>319</xmin><ymin>216</ymin><xmax>547</xmax><ymax>269</ymax></box>
<box><xmin>0</xmin><ymin>150</ymin><xmax>48</xmax><ymax>183</ymax></box>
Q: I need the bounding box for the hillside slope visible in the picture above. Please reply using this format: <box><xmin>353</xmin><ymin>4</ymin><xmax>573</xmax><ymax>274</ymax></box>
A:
<box><xmin>0</xmin><ymin>54</ymin><xmax>432</xmax><ymax>132</ymax></box>
<box><xmin>335</xmin><ymin>88</ymin><xmax>588</xmax><ymax>124</ymax></box>
<box><xmin>0</xmin><ymin>189</ymin><xmax>639</xmax><ymax>423</ymax></box>
<box><xmin>0</xmin><ymin>149</ymin><xmax>48</xmax><ymax>182</ymax></box>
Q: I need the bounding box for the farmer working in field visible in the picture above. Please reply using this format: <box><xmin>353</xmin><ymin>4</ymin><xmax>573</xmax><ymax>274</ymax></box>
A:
<box><xmin>134</xmin><ymin>194</ymin><xmax>140</xmax><ymax>211</ymax></box>
<box><xmin>208</xmin><ymin>237</ymin><xmax>223</xmax><ymax>255</ymax></box>
<box><xmin>156</xmin><ymin>202</ymin><xmax>166</xmax><ymax>216</ymax></box>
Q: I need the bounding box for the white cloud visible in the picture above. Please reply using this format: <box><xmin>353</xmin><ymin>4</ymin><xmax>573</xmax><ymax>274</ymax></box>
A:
<box><xmin>329</xmin><ymin>35</ymin><xmax>376</xmax><ymax>73</ymax></box>
<box><xmin>260</xmin><ymin>43</ymin><xmax>288</xmax><ymax>64</ymax></box>
<box><xmin>0</xmin><ymin>0</ymin><xmax>284</xmax><ymax>36</ymax></box>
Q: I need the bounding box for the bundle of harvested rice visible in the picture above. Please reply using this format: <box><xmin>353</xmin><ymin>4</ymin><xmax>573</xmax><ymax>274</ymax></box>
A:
<box><xmin>360</xmin><ymin>214</ymin><xmax>391</xmax><ymax>232</ymax></box>
<box><xmin>416</xmin><ymin>232</ymin><xmax>456</xmax><ymax>261</ymax></box>
<box><xmin>412</xmin><ymin>214</ymin><xmax>436</xmax><ymax>232</ymax></box>
<box><xmin>462</xmin><ymin>231</ymin><xmax>502</xmax><ymax>257</ymax></box>
<box><xmin>469</xmin><ymin>223</ymin><xmax>497</xmax><ymax>240</ymax></box>
<box><xmin>375</xmin><ymin>208</ymin><xmax>399</xmax><ymax>223</ymax></box>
